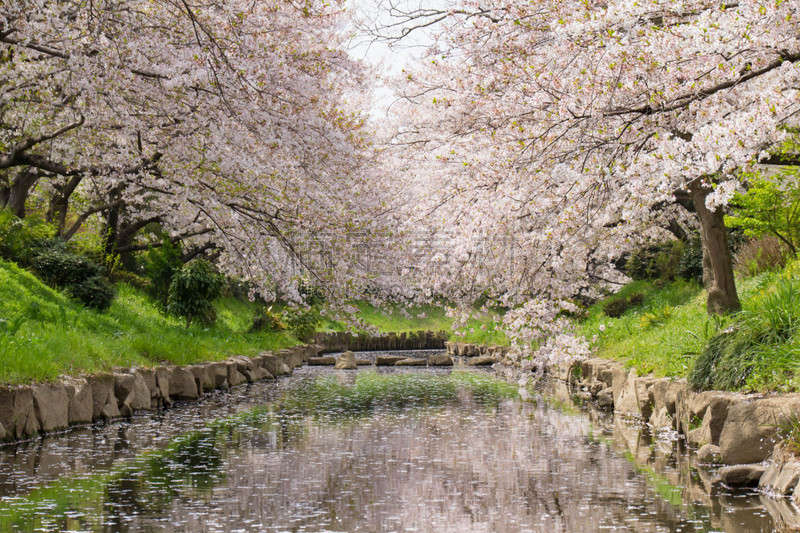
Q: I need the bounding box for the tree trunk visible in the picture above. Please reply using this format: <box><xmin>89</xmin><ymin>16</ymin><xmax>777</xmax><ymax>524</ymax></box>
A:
<box><xmin>1</xmin><ymin>168</ymin><xmax>39</xmax><ymax>217</ymax></box>
<box><xmin>689</xmin><ymin>181</ymin><xmax>741</xmax><ymax>314</ymax></box>
<box><xmin>48</xmin><ymin>175</ymin><xmax>83</xmax><ymax>233</ymax></box>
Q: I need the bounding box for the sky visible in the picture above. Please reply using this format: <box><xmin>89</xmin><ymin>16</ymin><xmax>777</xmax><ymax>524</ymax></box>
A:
<box><xmin>344</xmin><ymin>0</ymin><xmax>446</xmax><ymax>118</ymax></box>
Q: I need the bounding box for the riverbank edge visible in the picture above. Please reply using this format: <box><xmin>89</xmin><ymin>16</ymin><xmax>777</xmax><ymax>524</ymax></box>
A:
<box><xmin>445</xmin><ymin>340</ymin><xmax>800</xmax><ymax>504</ymax></box>
<box><xmin>0</xmin><ymin>330</ymin><xmax>449</xmax><ymax>446</ymax></box>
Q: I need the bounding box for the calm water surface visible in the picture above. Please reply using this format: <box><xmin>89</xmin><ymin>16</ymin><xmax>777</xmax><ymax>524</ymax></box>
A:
<box><xmin>0</xmin><ymin>352</ymin><xmax>789</xmax><ymax>532</ymax></box>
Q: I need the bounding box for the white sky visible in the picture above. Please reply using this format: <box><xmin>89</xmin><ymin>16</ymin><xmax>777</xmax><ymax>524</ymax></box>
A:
<box><xmin>343</xmin><ymin>0</ymin><xmax>446</xmax><ymax>118</ymax></box>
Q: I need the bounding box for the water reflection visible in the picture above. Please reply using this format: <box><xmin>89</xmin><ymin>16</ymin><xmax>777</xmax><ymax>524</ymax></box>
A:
<box><xmin>0</xmin><ymin>363</ymin><xmax>786</xmax><ymax>532</ymax></box>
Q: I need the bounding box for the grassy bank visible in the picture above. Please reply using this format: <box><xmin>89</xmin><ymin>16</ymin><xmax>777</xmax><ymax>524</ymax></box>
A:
<box><xmin>0</xmin><ymin>258</ymin><xmax>466</xmax><ymax>385</ymax></box>
<box><xmin>577</xmin><ymin>260</ymin><xmax>800</xmax><ymax>393</ymax></box>
<box><xmin>0</xmin><ymin>259</ymin><xmax>299</xmax><ymax>384</ymax></box>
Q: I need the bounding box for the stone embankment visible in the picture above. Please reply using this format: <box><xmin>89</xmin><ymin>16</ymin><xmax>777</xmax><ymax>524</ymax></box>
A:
<box><xmin>315</xmin><ymin>330</ymin><xmax>448</xmax><ymax>353</ymax></box>
<box><xmin>0</xmin><ymin>330</ymin><xmax>453</xmax><ymax>446</ymax></box>
<box><xmin>0</xmin><ymin>344</ymin><xmax>318</xmax><ymax>444</ymax></box>
<box><xmin>552</xmin><ymin>356</ymin><xmax>800</xmax><ymax>508</ymax></box>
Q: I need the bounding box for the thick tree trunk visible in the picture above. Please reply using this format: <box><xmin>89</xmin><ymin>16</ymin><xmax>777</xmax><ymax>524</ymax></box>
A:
<box><xmin>0</xmin><ymin>168</ymin><xmax>39</xmax><ymax>217</ymax></box>
<box><xmin>689</xmin><ymin>181</ymin><xmax>741</xmax><ymax>314</ymax></box>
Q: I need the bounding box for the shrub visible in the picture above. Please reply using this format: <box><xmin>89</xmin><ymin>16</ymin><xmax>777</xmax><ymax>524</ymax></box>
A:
<box><xmin>31</xmin><ymin>241</ymin><xmax>102</xmax><ymax>288</ymax></box>
<box><xmin>603</xmin><ymin>292</ymin><xmax>644</xmax><ymax>318</ymax></box>
<box><xmin>26</xmin><ymin>239</ymin><xmax>117</xmax><ymax>311</ymax></box>
<box><xmin>726</xmin><ymin>172</ymin><xmax>800</xmax><ymax>259</ymax></box>
<box><xmin>111</xmin><ymin>270</ymin><xmax>152</xmax><ymax>291</ymax></box>
<box><xmin>689</xmin><ymin>279</ymin><xmax>800</xmax><ymax>391</ymax></box>
<box><xmin>69</xmin><ymin>275</ymin><xmax>116</xmax><ymax>311</ymax></box>
<box><xmin>733</xmin><ymin>236</ymin><xmax>787</xmax><ymax>278</ymax></box>
<box><xmin>167</xmin><ymin>260</ymin><xmax>224</xmax><ymax>327</ymax></box>
<box><xmin>250</xmin><ymin>306</ymin><xmax>287</xmax><ymax>333</ymax></box>
<box><xmin>298</xmin><ymin>280</ymin><xmax>326</xmax><ymax>306</ymax></box>
<box><xmin>145</xmin><ymin>237</ymin><xmax>183</xmax><ymax>306</ymax></box>
<box><xmin>0</xmin><ymin>209</ymin><xmax>55</xmax><ymax>265</ymax></box>
<box><xmin>283</xmin><ymin>307</ymin><xmax>321</xmax><ymax>342</ymax></box>
<box><xmin>677</xmin><ymin>237</ymin><xmax>704</xmax><ymax>283</ymax></box>
<box><xmin>625</xmin><ymin>241</ymin><xmax>683</xmax><ymax>281</ymax></box>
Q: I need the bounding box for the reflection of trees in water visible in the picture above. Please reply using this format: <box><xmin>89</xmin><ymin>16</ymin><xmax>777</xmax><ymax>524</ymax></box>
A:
<box><xmin>0</xmin><ymin>371</ymin><xmax>782</xmax><ymax>532</ymax></box>
<box><xmin>127</xmin><ymin>396</ymin><xmax>748</xmax><ymax>532</ymax></box>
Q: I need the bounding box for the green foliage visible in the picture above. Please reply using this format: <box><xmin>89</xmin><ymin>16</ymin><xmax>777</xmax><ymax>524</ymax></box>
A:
<box><xmin>167</xmin><ymin>259</ymin><xmax>224</xmax><ymax>327</ymax></box>
<box><xmin>0</xmin><ymin>209</ymin><xmax>55</xmax><ymax>264</ymax></box>
<box><xmin>250</xmin><ymin>305</ymin><xmax>287</xmax><ymax>333</ymax></box>
<box><xmin>68</xmin><ymin>275</ymin><xmax>116</xmax><ymax>311</ymax></box>
<box><xmin>298</xmin><ymin>279</ymin><xmax>326</xmax><ymax>306</ymax></box>
<box><xmin>625</xmin><ymin>241</ymin><xmax>684</xmax><ymax>281</ymax></box>
<box><xmin>28</xmin><ymin>239</ymin><xmax>116</xmax><ymax>311</ymax></box>
<box><xmin>145</xmin><ymin>237</ymin><xmax>183</xmax><ymax>306</ymax></box>
<box><xmin>283</xmin><ymin>306</ymin><xmax>321</xmax><ymax>342</ymax></box>
<box><xmin>577</xmin><ymin>279</ymin><xmax>707</xmax><ymax>378</ymax></box>
<box><xmin>31</xmin><ymin>240</ymin><xmax>102</xmax><ymax>288</ymax></box>
<box><xmin>726</xmin><ymin>171</ymin><xmax>800</xmax><ymax>258</ymax></box>
<box><xmin>677</xmin><ymin>237</ymin><xmax>704</xmax><ymax>284</ymax></box>
<box><xmin>688</xmin><ymin>277</ymin><xmax>800</xmax><ymax>391</ymax></box>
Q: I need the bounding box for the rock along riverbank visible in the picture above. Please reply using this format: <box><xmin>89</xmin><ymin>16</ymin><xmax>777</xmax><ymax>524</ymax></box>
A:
<box><xmin>445</xmin><ymin>339</ymin><xmax>800</xmax><ymax>511</ymax></box>
<box><xmin>0</xmin><ymin>330</ymin><xmax>449</xmax><ymax>446</ymax></box>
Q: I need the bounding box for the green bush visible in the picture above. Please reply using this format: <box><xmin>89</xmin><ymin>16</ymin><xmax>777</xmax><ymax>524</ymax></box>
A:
<box><xmin>31</xmin><ymin>241</ymin><xmax>102</xmax><ymax>288</ymax></box>
<box><xmin>283</xmin><ymin>306</ymin><xmax>321</xmax><ymax>342</ymax></box>
<box><xmin>25</xmin><ymin>239</ymin><xmax>117</xmax><ymax>311</ymax></box>
<box><xmin>145</xmin><ymin>237</ymin><xmax>183</xmax><ymax>306</ymax></box>
<box><xmin>0</xmin><ymin>210</ymin><xmax>55</xmax><ymax>264</ymax></box>
<box><xmin>689</xmin><ymin>278</ymin><xmax>800</xmax><ymax>391</ymax></box>
<box><xmin>167</xmin><ymin>260</ymin><xmax>224</xmax><ymax>327</ymax></box>
<box><xmin>603</xmin><ymin>292</ymin><xmax>644</xmax><ymax>318</ymax></box>
<box><xmin>625</xmin><ymin>241</ymin><xmax>684</xmax><ymax>281</ymax></box>
<box><xmin>69</xmin><ymin>275</ymin><xmax>116</xmax><ymax>311</ymax></box>
<box><xmin>726</xmin><ymin>171</ymin><xmax>800</xmax><ymax>258</ymax></box>
<box><xmin>298</xmin><ymin>280</ymin><xmax>326</xmax><ymax>306</ymax></box>
<box><xmin>677</xmin><ymin>237</ymin><xmax>704</xmax><ymax>283</ymax></box>
<box><xmin>250</xmin><ymin>306</ymin><xmax>287</xmax><ymax>332</ymax></box>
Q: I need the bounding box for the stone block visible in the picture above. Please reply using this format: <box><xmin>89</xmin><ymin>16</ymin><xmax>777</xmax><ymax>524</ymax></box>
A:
<box><xmin>719</xmin><ymin>464</ymin><xmax>766</xmax><ymax>487</ymax></box>
<box><xmin>31</xmin><ymin>384</ymin><xmax>69</xmax><ymax>432</ymax></box>
<box><xmin>207</xmin><ymin>362</ymin><xmax>230</xmax><ymax>389</ymax></box>
<box><xmin>395</xmin><ymin>358</ymin><xmax>427</xmax><ymax>366</ymax></box>
<box><xmin>428</xmin><ymin>354</ymin><xmax>454</xmax><ymax>366</ymax></box>
<box><xmin>169</xmin><ymin>367</ymin><xmax>199</xmax><ymax>399</ymax></box>
<box><xmin>64</xmin><ymin>378</ymin><xmax>93</xmax><ymax>424</ymax></box>
<box><xmin>377</xmin><ymin>356</ymin><xmax>407</xmax><ymax>366</ymax></box>
<box><xmin>309</xmin><ymin>356</ymin><xmax>336</xmax><ymax>365</ymax></box>
<box><xmin>335</xmin><ymin>351</ymin><xmax>357</xmax><ymax>369</ymax></box>
<box><xmin>89</xmin><ymin>374</ymin><xmax>121</xmax><ymax>420</ymax></box>
<box><xmin>466</xmin><ymin>355</ymin><xmax>497</xmax><ymax>366</ymax></box>
<box><xmin>720</xmin><ymin>396</ymin><xmax>800</xmax><ymax>465</ymax></box>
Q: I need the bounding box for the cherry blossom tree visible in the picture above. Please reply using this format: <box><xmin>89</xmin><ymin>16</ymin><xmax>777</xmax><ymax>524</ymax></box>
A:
<box><xmin>384</xmin><ymin>0</ymin><xmax>799</xmax><ymax>317</ymax></box>
<box><xmin>1</xmin><ymin>0</ymin><xmax>400</xmax><ymax>304</ymax></box>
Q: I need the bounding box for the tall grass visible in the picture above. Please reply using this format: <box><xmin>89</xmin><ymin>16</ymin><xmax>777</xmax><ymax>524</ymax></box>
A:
<box><xmin>689</xmin><ymin>276</ymin><xmax>800</xmax><ymax>392</ymax></box>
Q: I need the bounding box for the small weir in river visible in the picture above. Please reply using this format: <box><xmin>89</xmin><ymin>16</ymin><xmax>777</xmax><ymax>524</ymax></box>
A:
<box><xmin>0</xmin><ymin>350</ymin><xmax>783</xmax><ymax>532</ymax></box>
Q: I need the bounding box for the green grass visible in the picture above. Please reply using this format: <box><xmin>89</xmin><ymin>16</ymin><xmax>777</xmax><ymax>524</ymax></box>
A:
<box><xmin>578</xmin><ymin>261</ymin><xmax>800</xmax><ymax>392</ymax></box>
<box><xmin>0</xmin><ymin>256</ymin><xmax>506</xmax><ymax>385</ymax></box>
<box><xmin>318</xmin><ymin>302</ymin><xmax>453</xmax><ymax>334</ymax></box>
<box><xmin>0</xmin><ymin>259</ymin><xmax>298</xmax><ymax>384</ymax></box>
<box><xmin>577</xmin><ymin>279</ymin><xmax>708</xmax><ymax>378</ymax></box>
